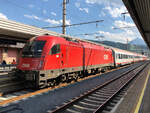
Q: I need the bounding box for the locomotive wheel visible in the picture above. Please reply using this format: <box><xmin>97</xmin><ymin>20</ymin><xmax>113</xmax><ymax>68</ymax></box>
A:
<box><xmin>91</xmin><ymin>69</ymin><xmax>95</xmax><ymax>74</ymax></box>
<box><xmin>49</xmin><ymin>80</ymin><xmax>56</xmax><ymax>87</ymax></box>
<box><xmin>73</xmin><ymin>74</ymin><xmax>78</xmax><ymax>82</ymax></box>
<box><xmin>61</xmin><ymin>74</ymin><xmax>68</xmax><ymax>82</ymax></box>
<box><xmin>101</xmin><ymin>68</ymin><xmax>105</xmax><ymax>73</ymax></box>
<box><xmin>84</xmin><ymin>71</ymin><xmax>89</xmax><ymax>76</ymax></box>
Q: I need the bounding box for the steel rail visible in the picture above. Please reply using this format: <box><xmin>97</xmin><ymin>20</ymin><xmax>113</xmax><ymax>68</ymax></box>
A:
<box><xmin>0</xmin><ymin>80</ymin><xmax>25</xmax><ymax>96</ymax></box>
<box><xmin>0</xmin><ymin>76</ymin><xmax>17</xmax><ymax>83</ymax></box>
<box><xmin>0</xmin><ymin>62</ymin><xmax>136</xmax><ymax>97</ymax></box>
<box><xmin>0</xmin><ymin>63</ymin><xmax>137</xmax><ymax>104</ymax></box>
<box><xmin>0</xmin><ymin>62</ymin><xmax>145</xmax><ymax>105</ymax></box>
<box><xmin>93</xmin><ymin>63</ymin><xmax>149</xmax><ymax>113</ymax></box>
<box><xmin>49</xmin><ymin>62</ymin><xmax>149</xmax><ymax>113</ymax></box>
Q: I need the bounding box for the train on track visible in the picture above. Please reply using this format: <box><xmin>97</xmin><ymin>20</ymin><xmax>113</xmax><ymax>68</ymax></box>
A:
<box><xmin>14</xmin><ymin>35</ymin><xmax>147</xmax><ymax>88</ymax></box>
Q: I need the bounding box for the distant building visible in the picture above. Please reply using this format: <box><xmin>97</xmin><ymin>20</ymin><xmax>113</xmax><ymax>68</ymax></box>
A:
<box><xmin>0</xmin><ymin>43</ymin><xmax>24</xmax><ymax>64</ymax></box>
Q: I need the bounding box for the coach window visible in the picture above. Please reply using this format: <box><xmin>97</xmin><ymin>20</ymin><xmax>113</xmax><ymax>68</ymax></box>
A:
<box><xmin>117</xmin><ymin>54</ymin><xmax>119</xmax><ymax>59</ymax></box>
<box><xmin>116</xmin><ymin>54</ymin><xmax>117</xmax><ymax>59</ymax></box>
<box><xmin>50</xmin><ymin>44</ymin><xmax>60</xmax><ymax>54</ymax></box>
<box><xmin>123</xmin><ymin>54</ymin><xmax>125</xmax><ymax>59</ymax></box>
<box><xmin>116</xmin><ymin>54</ymin><xmax>118</xmax><ymax>59</ymax></box>
<box><xmin>120</xmin><ymin>54</ymin><xmax>121</xmax><ymax>59</ymax></box>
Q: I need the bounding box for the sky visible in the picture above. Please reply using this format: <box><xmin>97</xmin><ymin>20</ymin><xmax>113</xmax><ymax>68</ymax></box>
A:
<box><xmin>0</xmin><ymin>0</ymin><xmax>144</xmax><ymax>44</ymax></box>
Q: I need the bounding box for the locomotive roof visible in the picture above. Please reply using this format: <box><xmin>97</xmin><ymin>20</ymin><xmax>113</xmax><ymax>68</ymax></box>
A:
<box><xmin>40</xmin><ymin>34</ymin><xmax>145</xmax><ymax>57</ymax></box>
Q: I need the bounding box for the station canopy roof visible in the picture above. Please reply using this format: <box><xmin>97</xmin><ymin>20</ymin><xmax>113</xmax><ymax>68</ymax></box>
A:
<box><xmin>123</xmin><ymin>0</ymin><xmax>150</xmax><ymax>49</ymax></box>
<box><xmin>0</xmin><ymin>18</ymin><xmax>63</xmax><ymax>43</ymax></box>
<box><xmin>0</xmin><ymin>18</ymin><xmax>115</xmax><ymax>49</ymax></box>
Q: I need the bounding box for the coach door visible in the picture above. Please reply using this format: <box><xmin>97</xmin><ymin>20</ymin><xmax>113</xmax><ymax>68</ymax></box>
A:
<box><xmin>50</xmin><ymin>44</ymin><xmax>61</xmax><ymax>70</ymax></box>
<box><xmin>60</xmin><ymin>44</ymin><xmax>67</xmax><ymax>68</ymax></box>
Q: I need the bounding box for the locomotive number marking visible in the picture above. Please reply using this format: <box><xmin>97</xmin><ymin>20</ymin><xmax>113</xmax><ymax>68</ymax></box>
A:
<box><xmin>22</xmin><ymin>64</ymin><xmax>30</xmax><ymax>68</ymax></box>
<box><xmin>104</xmin><ymin>54</ymin><xmax>108</xmax><ymax>60</ymax></box>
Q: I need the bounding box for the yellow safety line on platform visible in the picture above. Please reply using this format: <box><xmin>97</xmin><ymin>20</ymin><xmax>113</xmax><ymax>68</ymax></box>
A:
<box><xmin>134</xmin><ymin>70</ymin><xmax>150</xmax><ymax>113</ymax></box>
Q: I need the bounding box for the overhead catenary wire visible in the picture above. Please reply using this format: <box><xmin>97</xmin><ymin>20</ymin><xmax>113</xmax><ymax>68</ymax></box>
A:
<box><xmin>42</xmin><ymin>20</ymin><xmax>104</xmax><ymax>29</ymax></box>
<box><xmin>121</xmin><ymin>12</ymin><xmax>129</xmax><ymax>20</ymax></box>
<box><xmin>112</xmin><ymin>26</ymin><xmax>136</xmax><ymax>29</ymax></box>
<box><xmin>72</xmin><ymin>32</ymin><xmax>105</xmax><ymax>41</ymax></box>
<box><xmin>73</xmin><ymin>32</ymin><xmax>101</xmax><ymax>36</ymax></box>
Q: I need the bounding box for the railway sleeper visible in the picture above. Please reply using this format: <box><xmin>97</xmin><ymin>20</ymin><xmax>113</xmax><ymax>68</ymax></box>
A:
<box><xmin>76</xmin><ymin>102</ymin><xmax>98</xmax><ymax>109</ymax></box>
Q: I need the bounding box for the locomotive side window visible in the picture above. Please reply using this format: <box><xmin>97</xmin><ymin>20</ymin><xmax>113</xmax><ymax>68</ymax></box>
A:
<box><xmin>50</xmin><ymin>44</ymin><xmax>60</xmax><ymax>54</ymax></box>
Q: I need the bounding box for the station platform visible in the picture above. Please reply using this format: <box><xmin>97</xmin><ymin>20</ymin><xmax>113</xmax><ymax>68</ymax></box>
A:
<box><xmin>114</xmin><ymin>64</ymin><xmax>150</xmax><ymax>113</ymax></box>
<box><xmin>0</xmin><ymin>65</ymin><xmax>16</xmax><ymax>74</ymax></box>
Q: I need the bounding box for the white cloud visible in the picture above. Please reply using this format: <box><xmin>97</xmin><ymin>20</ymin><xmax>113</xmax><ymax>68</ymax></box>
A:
<box><xmin>75</xmin><ymin>2</ymin><xmax>89</xmax><ymax>13</ymax></box>
<box><xmin>114</xmin><ymin>20</ymin><xmax>135</xmax><ymax>28</ymax></box>
<box><xmin>104</xmin><ymin>6</ymin><xmax>127</xmax><ymax>18</ymax></box>
<box><xmin>51</xmin><ymin>12</ymin><xmax>56</xmax><ymax>16</ymax></box>
<box><xmin>75</xmin><ymin>2</ymin><xmax>80</xmax><ymax>8</ymax></box>
<box><xmin>104</xmin><ymin>20</ymin><xmax>139</xmax><ymax>43</ymax></box>
<box><xmin>24</xmin><ymin>14</ymin><xmax>59</xmax><ymax>25</ymax></box>
<box><xmin>79</xmin><ymin>8</ymin><xmax>89</xmax><ymax>13</ymax></box>
<box><xmin>44</xmin><ymin>19</ymin><xmax>71</xmax><ymax>25</ymax></box>
<box><xmin>66</xmin><ymin>20</ymin><xmax>71</xmax><ymax>25</ymax></box>
<box><xmin>28</xmin><ymin>4</ymin><xmax>34</xmax><ymax>8</ymax></box>
<box><xmin>86</xmin><ymin>0</ymin><xmax>129</xmax><ymax>18</ymax></box>
<box><xmin>42</xmin><ymin>0</ymin><xmax>48</xmax><ymax>2</ymax></box>
<box><xmin>24</xmin><ymin>14</ymin><xmax>41</xmax><ymax>20</ymax></box>
<box><xmin>86</xmin><ymin>0</ymin><xmax>123</xmax><ymax>7</ymax></box>
<box><xmin>24</xmin><ymin>13</ymin><xmax>71</xmax><ymax>26</ymax></box>
<box><xmin>44</xmin><ymin>19</ymin><xmax>60</xmax><ymax>25</ymax></box>
<box><xmin>60</xmin><ymin>19</ymin><xmax>71</xmax><ymax>25</ymax></box>
<box><xmin>0</xmin><ymin>13</ymin><xmax>8</xmax><ymax>19</ymax></box>
<box><xmin>97</xmin><ymin>30</ymin><xmax>136</xmax><ymax>43</ymax></box>
<box><xmin>99</xmin><ymin>11</ymin><xmax>106</xmax><ymax>17</ymax></box>
<box><xmin>86</xmin><ymin>0</ymin><xmax>107</xmax><ymax>4</ymax></box>
<box><xmin>43</xmin><ymin>9</ymin><xmax>47</xmax><ymax>14</ymax></box>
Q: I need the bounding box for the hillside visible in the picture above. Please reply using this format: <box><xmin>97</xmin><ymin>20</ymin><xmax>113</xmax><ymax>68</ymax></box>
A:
<box><xmin>129</xmin><ymin>38</ymin><xmax>146</xmax><ymax>46</ymax></box>
<box><xmin>87</xmin><ymin>39</ymin><xmax>149</xmax><ymax>55</ymax></box>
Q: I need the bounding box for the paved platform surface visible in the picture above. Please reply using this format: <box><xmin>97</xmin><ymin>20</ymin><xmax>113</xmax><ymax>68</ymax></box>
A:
<box><xmin>0</xmin><ymin>73</ymin><xmax>8</xmax><ymax>76</ymax></box>
<box><xmin>114</xmin><ymin>64</ymin><xmax>150</xmax><ymax>113</ymax></box>
<box><xmin>139</xmin><ymin>68</ymin><xmax>150</xmax><ymax>113</ymax></box>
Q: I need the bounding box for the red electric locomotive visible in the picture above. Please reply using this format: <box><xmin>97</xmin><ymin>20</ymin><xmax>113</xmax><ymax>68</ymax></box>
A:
<box><xmin>16</xmin><ymin>35</ymin><xmax>114</xmax><ymax>88</ymax></box>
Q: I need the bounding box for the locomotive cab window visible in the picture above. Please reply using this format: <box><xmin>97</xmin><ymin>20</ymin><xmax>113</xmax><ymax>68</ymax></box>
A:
<box><xmin>22</xmin><ymin>40</ymin><xmax>46</xmax><ymax>57</ymax></box>
<box><xmin>50</xmin><ymin>44</ymin><xmax>60</xmax><ymax>54</ymax></box>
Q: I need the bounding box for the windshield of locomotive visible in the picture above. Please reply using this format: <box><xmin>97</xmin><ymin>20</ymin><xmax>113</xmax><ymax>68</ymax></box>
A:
<box><xmin>22</xmin><ymin>40</ymin><xmax>46</xmax><ymax>57</ymax></box>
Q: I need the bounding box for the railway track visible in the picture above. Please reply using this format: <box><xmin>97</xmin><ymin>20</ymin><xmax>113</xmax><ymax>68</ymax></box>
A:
<box><xmin>0</xmin><ymin>62</ymin><xmax>147</xmax><ymax>106</ymax></box>
<box><xmin>0</xmin><ymin>72</ymin><xmax>25</xmax><ymax>96</ymax></box>
<box><xmin>48</xmin><ymin>62</ymin><xmax>149</xmax><ymax>113</ymax></box>
<box><xmin>0</xmin><ymin>75</ymin><xmax>16</xmax><ymax>83</ymax></box>
<box><xmin>0</xmin><ymin>63</ymin><xmax>130</xmax><ymax>97</ymax></box>
<box><xmin>0</xmin><ymin>61</ymin><xmax>148</xmax><ymax>113</ymax></box>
